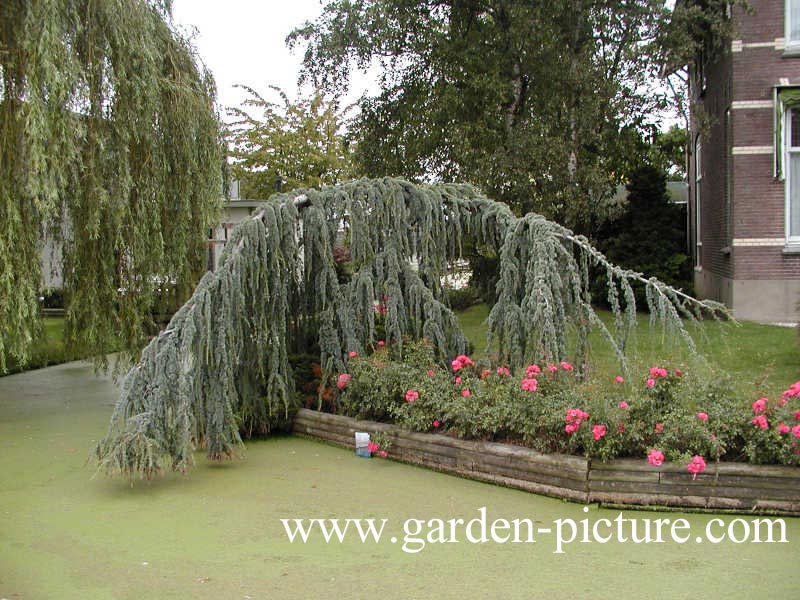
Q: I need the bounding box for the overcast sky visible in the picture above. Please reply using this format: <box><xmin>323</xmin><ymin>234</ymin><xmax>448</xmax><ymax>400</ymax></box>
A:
<box><xmin>171</xmin><ymin>0</ymin><xmax>378</xmax><ymax>117</ymax></box>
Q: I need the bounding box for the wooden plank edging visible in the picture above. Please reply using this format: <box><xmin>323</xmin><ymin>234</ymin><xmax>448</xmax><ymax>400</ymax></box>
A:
<box><xmin>292</xmin><ymin>409</ymin><xmax>800</xmax><ymax>516</ymax></box>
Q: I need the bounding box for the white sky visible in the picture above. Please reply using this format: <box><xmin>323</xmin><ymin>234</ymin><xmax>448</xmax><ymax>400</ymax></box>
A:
<box><xmin>171</xmin><ymin>0</ymin><xmax>378</xmax><ymax>118</ymax></box>
<box><xmin>170</xmin><ymin>1</ymin><xmax>677</xmax><ymax>130</ymax></box>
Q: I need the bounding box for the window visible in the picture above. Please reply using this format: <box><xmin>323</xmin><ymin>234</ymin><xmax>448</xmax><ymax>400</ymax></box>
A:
<box><xmin>788</xmin><ymin>0</ymin><xmax>800</xmax><ymax>49</ymax></box>
<box><xmin>725</xmin><ymin>108</ymin><xmax>733</xmax><ymax>246</ymax></box>
<box><xmin>786</xmin><ymin>108</ymin><xmax>800</xmax><ymax>243</ymax></box>
<box><xmin>695</xmin><ymin>138</ymin><xmax>702</xmax><ymax>268</ymax></box>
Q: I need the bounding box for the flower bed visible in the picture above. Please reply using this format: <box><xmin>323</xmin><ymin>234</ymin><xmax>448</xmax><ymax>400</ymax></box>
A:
<box><xmin>298</xmin><ymin>340</ymin><xmax>800</xmax><ymax>514</ymax></box>
<box><xmin>328</xmin><ymin>341</ymin><xmax>800</xmax><ymax>470</ymax></box>
<box><xmin>292</xmin><ymin>409</ymin><xmax>800</xmax><ymax>515</ymax></box>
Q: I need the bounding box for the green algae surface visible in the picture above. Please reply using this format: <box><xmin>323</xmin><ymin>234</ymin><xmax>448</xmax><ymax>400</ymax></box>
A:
<box><xmin>0</xmin><ymin>362</ymin><xmax>797</xmax><ymax>599</ymax></box>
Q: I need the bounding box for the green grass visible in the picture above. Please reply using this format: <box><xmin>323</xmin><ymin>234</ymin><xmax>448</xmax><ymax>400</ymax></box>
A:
<box><xmin>0</xmin><ymin>363</ymin><xmax>798</xmax><ymax>599</ymax></box>
<box><xmin>457</xmin><ymin>303</ymin><xmax>800</xmax><ymax>396</ymax></box>
<box><xmin>10</xmin><ymin>307</ymin><xmax>799</xmax><ymax>397</ymax></box>
<box><xmin>3</xmin><ymin>317</ymin><xmax>82</xmax><ymax>376</ymax></box>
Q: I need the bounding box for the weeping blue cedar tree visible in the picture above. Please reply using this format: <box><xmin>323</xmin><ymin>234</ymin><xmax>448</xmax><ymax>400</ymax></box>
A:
<box><xmin>95</xmin><ymin>178</ymin><xmax>730</xmax><ymax>480</ymax></box>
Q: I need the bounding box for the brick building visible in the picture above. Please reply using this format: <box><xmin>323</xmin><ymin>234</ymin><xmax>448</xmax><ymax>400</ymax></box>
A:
<box><xmin>688</xmin><ymin>0</ymin><xmax>800</xmax><ymax>322</ymax></box>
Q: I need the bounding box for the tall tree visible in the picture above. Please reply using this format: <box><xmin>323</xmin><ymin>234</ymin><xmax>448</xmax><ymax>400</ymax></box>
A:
<box><xmin>658</xmin><ymin>0</ymin><xmax>750</xmax><ymax>136</ymax></box>
<box><xmin>226</xmin><ymin>86</ymin><xmax>356</xmax><ymax>198</ymax></box>
<box><xmin>288</xmin><ymin>0</ymin><xmax>671</xmax><ymax>230</ymax></box>
<box><xmin>649</xmin><ymin>125</ymin><xmax>689</xmax><ymax>181</ymax></box>
<box><xmin>0</xmin><ymin>0</ymin><xmax>222</xmax><ymax>370</ymax></box>
<box><xmin>94</xmin><ymin>178</ymin><xmax>727</xmax><ymax>480</ymax></box>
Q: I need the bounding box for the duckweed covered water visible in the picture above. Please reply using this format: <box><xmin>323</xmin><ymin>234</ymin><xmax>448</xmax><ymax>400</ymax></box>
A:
<box><xmin>0</xmin><ymin>362</ymin><xmax>797</xmax><ymax>599</ymax></box>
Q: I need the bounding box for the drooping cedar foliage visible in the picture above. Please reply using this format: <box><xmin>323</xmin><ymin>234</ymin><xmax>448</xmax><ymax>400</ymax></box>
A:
<box><xmin>95</xmin><ymin>178</ymin><xmax>729</xmax><ymax>480</ymax></box>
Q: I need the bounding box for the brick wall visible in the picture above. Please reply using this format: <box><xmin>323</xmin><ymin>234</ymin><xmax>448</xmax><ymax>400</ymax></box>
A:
<box><xmin>690</xmin><ymin>0</ymin><xmax>800</xmax><ymax>311</ymax></box>
<box><xmin>690</xmin><ymin>32</ymin><xmax>733</xmax><ymax>281</ymax></box>
<box><xmin>731</xmin><ymin>155</ymin><xmax>784</xmax><ymax>239</ymax></box>
<box><xmin>735</xmin><ymin>246</ymin><xmax>800</xmax><ymax>278</ymax></box>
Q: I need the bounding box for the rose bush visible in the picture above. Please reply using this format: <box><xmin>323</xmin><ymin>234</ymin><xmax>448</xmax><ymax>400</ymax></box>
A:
<box><xmin>333</xmin><ymin>340</ymin><xmax>800</xmax><ymax>467</ymax></box>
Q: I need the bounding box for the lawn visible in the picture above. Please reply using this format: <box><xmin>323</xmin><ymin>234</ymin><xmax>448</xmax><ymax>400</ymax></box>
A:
<box><xmin>0</xmin><ymin>362</ymin><xmax>798</xmax><ymax>599</ymax></box>
<box><xmin>457</xmin><ymin>303</ymin><xmax>800</xmax><ymax>397</ymax></box>
<box><xmin>8</xmin><ymin>308</ymin><xmax>798</xmax><ymax>398</ymax></box>
<box><xmin>3</xmin><ymin>317</ymin><xmax>82</xmax><ymax>376</ymax></box>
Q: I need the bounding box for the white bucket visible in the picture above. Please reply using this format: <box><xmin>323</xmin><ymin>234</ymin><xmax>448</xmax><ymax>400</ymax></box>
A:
<box><xmin>355</xmin><ymin>431</ymin><xmax>371</xmax><ymax>457</ymax></box>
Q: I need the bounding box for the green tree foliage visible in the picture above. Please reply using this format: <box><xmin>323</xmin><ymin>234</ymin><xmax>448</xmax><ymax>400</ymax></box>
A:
<box><xmin>226</xmin><ymin>86</ymin><xmax>356</xmax><ymax>198</ymax></box>
<box><xmin>659</xmin><ymin>1</ymin><xmax>750</xmax><ymax>133</ymax></box>
<box><xmin>0</xmin><ymin>0</ymin><xmax>222</xmax><ymax>371</ymax></box>
<box><xmin>661</xmin><ymin>0</ymin><xmax>750</xmax><ymax>68</ymax></box>
<box><xmin>95</xmin><ymin>178</ymin><xmax>728</xmax><ymax>480</ymax></box>
<box><xmin>594</xmin><ymin>165</ymin><xmax>692</xmax><ymax>308</ymax></box>
<box><xmin>650</xmin><ymin>125</ymin><xmax>689</xmax><ymax>181</ymax></box>
<box><xmin>288</xmin><ymin>0</ymin><xmax>672</xmax><ymax>230</ymax></box>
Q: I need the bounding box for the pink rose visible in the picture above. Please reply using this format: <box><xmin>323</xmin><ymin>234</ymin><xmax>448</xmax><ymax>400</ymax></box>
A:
<box><xmin>547</xmin><ymin>364</ymin><xmax>558</xmax><ymax>373</ymax></box>
<box><xmin>687</xmin><ymin>455</ymin><xmax>706</xmax><ymax>480</ymax></box>
<box><xmin>614</xmin><ymin>376</ymin><xmax>624</xmax><ymax>384</ymax></box>
<box><xmin>592</xmin><ymin>424</ymin><xmax>607</xmax><ymax>441</ymax></box>
<box><xmin>454</xmin><ymin>376</ymin><xmax>462</xmax><ymax>384</ymax></box>
<box><xmin>617</xmin><ymin>423</ymin><xmax>625</xmax><ymax>433</ymax></box>
<box><xmin>752</xmin><ymin>397</ymin><xmax>767</xmax><ymax>413</ymax></box>
<box><xmin>784</xmin><ymin>381</ymin><xmax>800</xmax><ymax>397</ymax></box>
<box><xmin>496</xmin><ymin>366</ymin><xmax>510</xmax><ymax>376</ymax></box>
<box><xmin>520</xmin><ymin>377</ymin><xmax>538</xmax><ymax>392</ymax></box>
<box><xmin>348</xmin><ymin>351</ymin><xmax>358</xmax><ymax>358</ymax></box>
<box><xmin>367</xmin><ymin>442</ymin><xmax>380</xmax><ymax>454</ymax></box>
<box><xmin>751</xmin><ymin>414</ymin><xmax>769</xmax><ymax>429</ymax></box>
<box><xmin>793</xmin><ymin>410</ymin><xmax>800</xmax><ymax>421</ymax></box>
<box><xmin>777</xmin><ymin>422</ymin><xmax>791</xmax><ymax>434</ymax></box>
<box><xmin>560</xmin><ymin>361</ymin><xmax>574</xmax><ymax>371</ymax></box>
<box><xmin>432</xmin><ymin>419</ymin><xmax>441</xmax><ymax>429</ymax></box>
<box><xmin>646</xmin><ymin>378</ymin><xmax>655</xmax><ymax>388</ymax></box>
<box><xmin>404</xmin><ymin>389</ymin><xmax>419</xmax><ymax>403</ymax></box>
<box><xmin>378</xmin><ymin>450</ymin><xmax>388</xmax><ymax>458</ymax></box>
<box><xmin>697</xmin><ymin>412</ymin><xmax>708</xmax><ymax>422</ymax></box>
<box><xmin>618</xmin><ymin>401</ymin><xmax>629</xmax><ymax>409</ymax></box>
<box><xmin>526</xmin><ymin>364</ymin><xmax>541</xmax><ymax>377</ymax></box>
<box><xmin>336</xmin><ymin>373</ymin><xmax>352</xmax><ymax>389</ymax></box>
<box><xmin>565</xmin><ymin>408</ymin><xmax>589</xmax><ymax>424</ymax></box>
<box><xmin>461</xmin><ymin>389</ymin><xmax>471</xmax><ymax>397</ymax></box>
<box><xmin>451</xmin><ymin>354</ymin><xmax>474</xmax><ymax>371</ymax></box>
<box><xmin>427</xmin><ymin>370</ymin><xmax>435</xmax><ymax>377</ymax></box>
<box><xmin>654</xmin><ymin>422</ymin><xmax>664</xmax><ymax>433</ymax></box>
<box><xmin>792</xmin><ymin>424</ymin><xmax>800</xmax><ymax>438</ymax></box>
<box><xmin>565</xmin><ymin>422</ymin><xmax>579</xmax><ymax>434</ymax></box>
<box><xmin>480</xmin><ymin>369</ymin><xmax>492</xmax><ymax>379</ymax></box>
<box><xmin>647</xmin><ymin>449</ymin><xmax>665</xmax><ymax>467</ymax></box>
<box><xmin>377</xmin><ymin>340</ymin><xmax>385</xmax><ymax>347</ymax></box>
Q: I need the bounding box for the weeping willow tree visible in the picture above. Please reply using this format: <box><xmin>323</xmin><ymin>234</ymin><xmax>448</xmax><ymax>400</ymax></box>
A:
<box><xmin>0</xmin><ymin>0</ymin><xmax>222</xmax><ymax>371</ymax></box>
<box><xmin>95</xmin><ymin>177</ymin><xmax>729</xmax><ymax>480</ymax></box>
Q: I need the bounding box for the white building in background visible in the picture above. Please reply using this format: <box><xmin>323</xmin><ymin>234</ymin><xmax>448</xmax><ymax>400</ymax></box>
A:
<box><xmin>206</xmin><ymin>179</ymin><xmax>269</xmax><ymax>271</ymax></box>
<box><xmin>40</xmin><ymin>180</ymin><xmax>268</xmax><ymax>291</ymax></box>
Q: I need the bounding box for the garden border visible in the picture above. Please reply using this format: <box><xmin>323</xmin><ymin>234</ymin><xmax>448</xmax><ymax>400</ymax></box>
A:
<box><xmin>292</xmin><ymin>409</ymin><xmax>800</xmax><ymax>516</ymax></box>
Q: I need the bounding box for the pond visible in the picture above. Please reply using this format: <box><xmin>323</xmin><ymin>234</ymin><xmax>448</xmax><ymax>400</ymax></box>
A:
<box><xmin>0</xmin><ymin>363</ymin><xmax>797</xmax><ymax>599</ymax></box>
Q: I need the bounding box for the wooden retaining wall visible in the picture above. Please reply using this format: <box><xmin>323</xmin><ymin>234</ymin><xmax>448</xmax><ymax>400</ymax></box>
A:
<box><xmin>292</xmin><ymin>409</ymin><xmax>800</xmax><ymax>516</ymax></box>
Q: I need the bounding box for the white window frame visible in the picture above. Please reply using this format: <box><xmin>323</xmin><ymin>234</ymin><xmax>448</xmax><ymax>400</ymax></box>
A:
<box><xmin>785</xmin><ymin>107</ymin><xmax>800</xmax><ymax>245</ymax></box>
<box><xmin>695</xmin><ymin>139</ymin><xmax>703</xmax><ymax>269</ymax></box>
<box><xmin>787</xmin><ymin>0</ymin><xmax>800</xmax><ymax>50</ymax></box>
